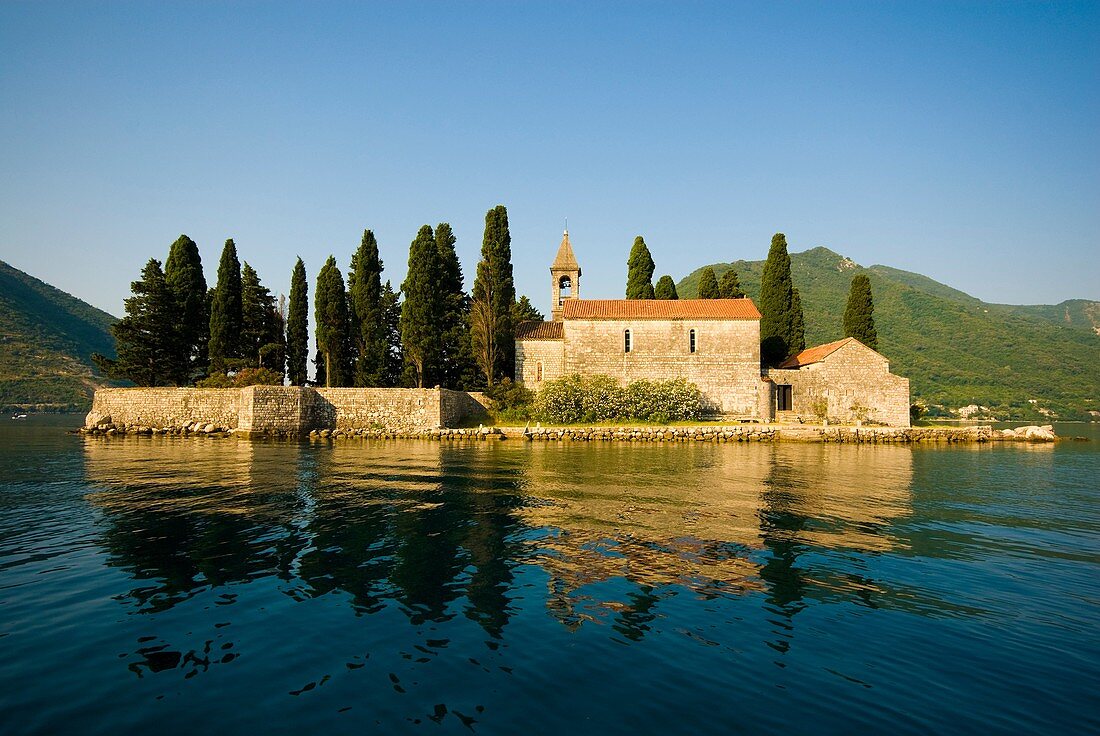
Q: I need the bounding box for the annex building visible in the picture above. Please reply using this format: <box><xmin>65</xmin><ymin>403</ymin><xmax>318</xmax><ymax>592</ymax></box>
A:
<box><xmin>515</xmin><ymin>231</ymin><xmax>911</xmax><ymax>426</ymax></box>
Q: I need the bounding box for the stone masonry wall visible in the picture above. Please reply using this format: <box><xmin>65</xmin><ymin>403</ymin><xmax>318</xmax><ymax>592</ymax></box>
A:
<box><xmin>87</xmin><ymin>388</ymin><xmax>242</xmax><ymax>429</ymax></box>
<box><xmin>516</xmin><ymin>339</ymin><xmax>565</xmax><ymax>386</ymax></box>
<box><xmin>562</xmin><ymin>318</ymin><xmax>761</xmax><ymax>415</ymax></box>
<box><xmin>87</xmin><ymin>386</ymin><xmax>488</xmax><ymax>434</ymax></box>
<box><xmin>766</xmin><ymin>342</ymin><xmax>910</xmax><ymax>427</ymax></box>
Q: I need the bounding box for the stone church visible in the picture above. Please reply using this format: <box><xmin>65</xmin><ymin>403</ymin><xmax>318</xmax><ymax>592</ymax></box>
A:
<box><xmin>515</xmin><ymin>231</ymin><xmax>911</xmax><ymax>426</ymax></box>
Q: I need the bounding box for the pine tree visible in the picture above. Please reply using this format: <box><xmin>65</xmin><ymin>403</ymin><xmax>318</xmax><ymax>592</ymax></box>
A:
<box><xmin>843</xmin><ymin>274</ymin><xmax>878</xmax><ymax>350</ymax></box>
<box><xmin>760</xmin><ymin>233</ymin><xmax>796</xmax><ymax>365</ymax></box>
<box><xmin>93</xmin><ymin>259</ymin><xmax>177</xmax><ymax>386</ymax></box>
<box><xmin>163</xmin><ymin>234</ymin><xmax>207</xmax><ymax>383</ymax></box>
<box><xmin>512</xmin><ymin>295</ymin><xmax>544</xmax><ymax>323</ymax></box>
<box><xmin>240</xmin><ymin>262</ymin><xmax>281</xmax><ymax>370</ymax></box>
<box><xmin>348</xmin><ymin>230</ymin><xmax>387</xmax><ymax>387</ymax></box>
<box><xmin>208</xmin><ymin>239</ymin><xmax>242</xmax><ymax>373</ymax></box>
<box><xmin>286</xmin><ymin>258</ymin><xmax>309</xmax><ymax>386</ymax></box>
<box><xmin>654</xmin><ymin>275</ymin><xmax>678</xmax><ymax>300</ymax></box>
<box><xmin>315</xmin><ymin>255</ymin><xmax>350</xmax><ymax>387</ymax></box>
<box><xmin>718</xmin><ymin>268</ymin><xmax>745</xmax><ymax>299</ymax></box>
<box><xmin>470</xmin><ymin>205</ymin><xmax>516</xmax><ymax>385</ymax></box>
<box><xmin>698</xmin><ymin>267</ymin><xmax>720</xmax><ymax>299</ymax></box>
<box><xmin>790</xmin><ymin>287</ymin><xmax>806</xmax><ymax>355</ymax></box>
<box><xmin>626</xmin><ymin>236</ymin><xmax>656</xmax><ymax>299</ymax></box>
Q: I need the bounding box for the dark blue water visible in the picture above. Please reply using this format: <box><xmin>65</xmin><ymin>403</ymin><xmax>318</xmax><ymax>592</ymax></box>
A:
<box><xmin>1</xmin><ymin>417</ymin><xmax>1098</xmax><ymax>734</ymax></box>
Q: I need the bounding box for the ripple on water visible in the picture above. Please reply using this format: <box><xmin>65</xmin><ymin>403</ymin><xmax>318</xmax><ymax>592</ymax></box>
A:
<box><xmin>0</xmin><ymin>422</ymin><xmax>1098</xmax><ymax>734</ymax></box>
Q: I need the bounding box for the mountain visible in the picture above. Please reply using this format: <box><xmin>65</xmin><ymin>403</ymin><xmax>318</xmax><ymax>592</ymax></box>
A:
<box><xmin>0</xmin><ymin>259</ymin><xmax>118</xmax><ymax>412</ymax></box>
<box><xmin>678</xmin><ymin>247</ymin><xmax>1100</xmax><ymax>420</ymax></box>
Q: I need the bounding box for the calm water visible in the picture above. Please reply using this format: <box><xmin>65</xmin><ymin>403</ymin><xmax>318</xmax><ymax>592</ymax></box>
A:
<box><xmin>1</xmin><ymin>417</ymin><xmax>1098</xmax><ymax>735</ymax></box>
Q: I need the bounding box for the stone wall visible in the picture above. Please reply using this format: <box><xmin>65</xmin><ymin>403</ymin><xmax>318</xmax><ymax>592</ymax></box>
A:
<box><xmin>87</xmin><ymin>386</ymin><xmax>488</xmax><ymax>434</ymax></box>
<box><xmin>87</xmin><ymin>388</ymin><xmax>242</xmax><ymax>429</ymax></box>
<box><xmin>766</xmin><ymin>341</ymin><xmax>911</xmax><ymax>427</ymax></box>
<box><xmin>516</xmin><ymin>338</ymin><xmax>565</xmax><ymax>386</ymax></box>
<box><xmin>561</xmin><ymin>318</ymin><xmax>761</xmax><ymax>415</ymax></box>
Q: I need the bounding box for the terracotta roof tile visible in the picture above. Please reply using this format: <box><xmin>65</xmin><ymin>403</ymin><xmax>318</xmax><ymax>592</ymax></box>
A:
<box><xmin>516</xmin><ymin>321</ymin><xmax>564</xmax><ymax>340</ymax></box>
<box><xmin>778</xmin><ymin>338</ymin><xmax>856</xmax><ymax>368</ymax></box>
<box><xmin>562</xmin><ymin>298</ymin><xmax>761</xmax><ymax>321</ymax></box>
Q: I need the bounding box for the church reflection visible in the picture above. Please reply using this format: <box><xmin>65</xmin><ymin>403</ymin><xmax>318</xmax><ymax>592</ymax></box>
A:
<box><xmin>84</xmin><ymin>436</ymin><xmax>921</xmax><ymax>651</ymax></box>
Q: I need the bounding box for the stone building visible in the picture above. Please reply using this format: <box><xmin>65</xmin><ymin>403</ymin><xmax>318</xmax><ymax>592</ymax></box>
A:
<box><xmin>763</xmin><ymin>337</ymin><xmax>910</xmax><ymax>427</ymax></box>
<box><xmin>515</xmin><ymin>232</ymin><xmax>911</xmax><ymax>426</ymax></box>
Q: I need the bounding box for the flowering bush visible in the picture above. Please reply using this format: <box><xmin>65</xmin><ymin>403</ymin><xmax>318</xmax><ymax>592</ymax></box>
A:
<box><xmin>534</xmin><ymin>374</ymin><xmax>704</xmax><ymax>424</ymax></box>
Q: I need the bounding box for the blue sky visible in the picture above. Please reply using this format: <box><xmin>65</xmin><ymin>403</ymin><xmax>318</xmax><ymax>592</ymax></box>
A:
<box><xmin>1</xmin><ymin>1</ymin><xmax>1097</xmax><ymax>317</ymax></box>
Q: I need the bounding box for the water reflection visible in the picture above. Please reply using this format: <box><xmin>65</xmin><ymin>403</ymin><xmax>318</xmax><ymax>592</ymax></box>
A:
<box><xmin>83</xmin><ymin>437</ymin><xmax>924</xmax><ymax>644</ymax></box>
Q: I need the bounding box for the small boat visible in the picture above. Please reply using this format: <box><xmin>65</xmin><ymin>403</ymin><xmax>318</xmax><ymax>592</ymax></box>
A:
<box><xmin>11</xmin><ymin>414</ymin><xmax>27</xmax><ymax>420</ymax></box>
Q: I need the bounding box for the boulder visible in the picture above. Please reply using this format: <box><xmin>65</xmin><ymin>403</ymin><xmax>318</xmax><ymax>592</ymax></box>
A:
<box><xmin>1024</xmin><ymin>426</ymin><xmax>1056</xmax><ymax>442</ymax></box>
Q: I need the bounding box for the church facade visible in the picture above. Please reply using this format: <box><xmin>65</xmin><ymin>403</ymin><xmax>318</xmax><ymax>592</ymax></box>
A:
<box><xmin>515</xmin><ymin>232</ymin><xmax>911</xmax><ymax>426</ymax></box>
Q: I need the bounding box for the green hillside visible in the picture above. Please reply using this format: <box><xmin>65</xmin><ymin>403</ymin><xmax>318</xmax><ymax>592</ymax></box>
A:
<box><xmin>0</xmin><ymin>259</ymin><xmax>118</xmax><ymax>412</ymax></box>
<box><xmin>678</xmin><ymin>247</ymin><xmax>1100</xmax><ymax>420</ymax></box>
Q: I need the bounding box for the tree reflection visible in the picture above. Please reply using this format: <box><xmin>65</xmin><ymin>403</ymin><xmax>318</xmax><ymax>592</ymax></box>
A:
<box><xmin>85</xmin><ymin>435</ymin><xmax>934</xmax><ymax>657</ymax></box>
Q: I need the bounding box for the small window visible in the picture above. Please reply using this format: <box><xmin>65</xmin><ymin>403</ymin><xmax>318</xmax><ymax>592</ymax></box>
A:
<box><xmin>624</xmin><ymin>329</ymin><xmax>632</xmax><ymax>353</ymax></box>
<box><xmin>689</xmin><ymin>328</ymin><xmax>696</xmax><ymax>354</ymax></box>
<box><xmin>777</xmin><ymin>385</ymin><xmax>793</xmax><ymax>412</ymax></box>
<box><xmin>536</xmin><ymin>361</ymin><xmax>543</xmax><ymax>382</ymax></box>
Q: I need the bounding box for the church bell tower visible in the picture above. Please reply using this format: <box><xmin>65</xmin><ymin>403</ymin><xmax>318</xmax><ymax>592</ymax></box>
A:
<box><xmin>550</xmin><ymin>230</ymin><xmax>581</xmax><ymax>322</ymax></box>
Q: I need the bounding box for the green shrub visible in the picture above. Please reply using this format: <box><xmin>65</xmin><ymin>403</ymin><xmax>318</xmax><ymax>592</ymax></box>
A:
<box><xmin>196</xmin><ymin>372</ymin><xmax>234</xmax><ymax>388</ymax></box>
<box><xmin>485</xmin><ymin>378</ymin><xmax>534</xmax><ymax>412</ymax></box>
<box><xmin>534</xmin><ymin>374</ymin><xmax>704</xmax><ymax>424</ymax></box>
<box><xmin>197</xmin><ymin>367</ymin><xmax>283</xmax><ymax>388</ymax></box>
<box><xmin>485</xmin><ymin>378</ymin><xmax>536</xmax><ymax>423</ymax></box>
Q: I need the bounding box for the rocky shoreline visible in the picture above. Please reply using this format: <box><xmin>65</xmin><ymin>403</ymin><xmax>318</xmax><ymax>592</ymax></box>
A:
<box><xmin>79</xmin><ymin>420</ymin><xmax>1063</xmax><ymax>444</ymax></box>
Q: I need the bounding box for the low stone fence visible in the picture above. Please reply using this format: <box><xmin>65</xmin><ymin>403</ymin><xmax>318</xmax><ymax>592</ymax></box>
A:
<box><xmin>83</xmin><ymin>386</ymin><xmax>488</xmax><ymax>435</ymax></box>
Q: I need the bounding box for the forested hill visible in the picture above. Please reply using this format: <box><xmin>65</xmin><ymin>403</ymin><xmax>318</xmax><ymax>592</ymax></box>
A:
<box><xmin>0</xmin><ymin>259</ymin><xmax>117</xmax><ymax>411</ymax></box>
<box><xmin>678</xmin><ymin>247</ymin><xmax>1100</xmax><ymax>420</ymax></box>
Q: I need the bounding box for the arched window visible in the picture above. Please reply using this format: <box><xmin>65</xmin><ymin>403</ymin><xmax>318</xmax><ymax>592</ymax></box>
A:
<box><xmin>558</xmin><ymin>275</ymin><xmax>572</xmax><ymax>304</ymax></box>
<box><xmin>536</xmin><ymin>361</ymin><xmax>543</xmax><ymax>382</ymax></box>
<box><xmin>624</xmin><ymin>329</ymin><xmax>632</xmax><ymax>353</ymax></box>
<box><xmin>689</xmin><ymin>328</ymin><xmax>696</xmax><ymax>354</ymax></box>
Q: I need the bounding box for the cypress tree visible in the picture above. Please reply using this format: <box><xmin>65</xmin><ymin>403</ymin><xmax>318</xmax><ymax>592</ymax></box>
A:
<box><xmin>626</xmin><ymin>236</ymin><xmax>656</xmax><ymax>299</ymax></box>
<box><xmin>315</xmin><ymin>256</ymin><xmax>350</xmax><ymax>387</ymax></box>
<box><xmin>790</xmin><ymin>287</ymin><xmax>806</xmax><ymax>355</ymax></box>
<box><xmin>718</xmin><ymin>268</ymin><xmax>745</xmax><ymax>299</ymax></box>
<box><xmin>286</xmin><ymin>258</ymin><xmax>309</xmax><ymax>385</ymax></box>
<box><xmin>698</xmin><ymin>267</ymin><xmax>720</xmax><ymax>299</ymax></box>
<box><xmin>163</xmin><ymin>234</ymin><xmax>207</xmax><ymax>383</ymax></box>
<box><xmin>843</xmin><ymin>274</ymin><xmax>878</xmax><ymax>350</ymax></box>
<box><xmin>654</xmin><ymin>275</ymin><xmax>678</xmax><ymax>300</ymax></box>
<box><xmin>349</xmin><ymin>230</ymin><xmax>386</xmax><ymax>387</ymax></box>
<box><xmin>380</xmin><ymin>280</ymin><xmax>403</xmax><ymax>387</ymax></box>
<box><xmin>208</xmin><ymin>239</ymin><xmax>242</xmax><ymax>373</ymax></box>
<box><xmin>93</xmin><ymin>259</ymin><xmax>176</xmax><ymax>386</ymax></box>
<box><xmin>760</xmin><ymin>233</ymin><xmax>796</xmax><ymax>365</ymax></box>
<box><xmin>400</xmin><ymin>225</ymin><xmax>442</xmax><ymax>388</ymax></box>
<box><xmin>470</xmin><ymin>205</ymin><xmax>516</xmax><ymax>385</ymax></box>
<box><xmin>435</xmin><ymin>223</ymin><xmax>477</xmax><ymax>389</ymax></box>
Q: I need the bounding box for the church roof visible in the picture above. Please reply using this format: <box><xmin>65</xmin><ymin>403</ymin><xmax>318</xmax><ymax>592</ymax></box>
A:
<box><xmin>778</xmin><ymin>337</ymin><xmax>861</xmax><ymax>368</ymax></box>
<box><xmin>562</xmin><ymin>298</ymin><xmax>761</xmax><ymax>321</ymax></box>
<box><xmin>551</xmin><ymin>230</ymin><xmax>580</xmax><ymax>272</ymax></box>
<box><xmin>516</xmin><ymin>320</ymin><xmax>564</xmax><ymax>340</ymax></box>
